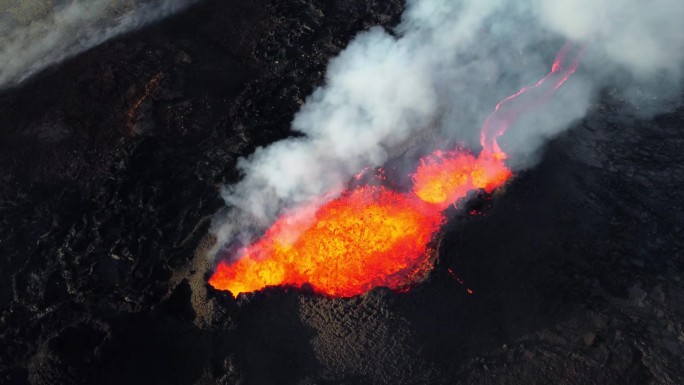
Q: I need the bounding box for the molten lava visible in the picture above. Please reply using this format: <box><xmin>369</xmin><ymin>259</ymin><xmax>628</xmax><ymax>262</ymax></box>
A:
<box><xmin>210</xmin><ymin>45</ymin><xmax>582</xmax><ymax>297</ymax></box>
<box><xmin>412</xmin><ymin>150</ymin><xmax>512</xmax><ymax>209</ymax></box>
<box><xmin>210</xmin><ymin>187</ymin><xmax>443</xmax><ymax>297</ymax></box>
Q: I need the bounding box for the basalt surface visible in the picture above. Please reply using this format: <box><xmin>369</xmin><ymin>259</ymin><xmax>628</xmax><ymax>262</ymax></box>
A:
<box><xmin>1</xmin><ymin>1</ymin><xmax>683</xmax><ymax>384</ymax></box>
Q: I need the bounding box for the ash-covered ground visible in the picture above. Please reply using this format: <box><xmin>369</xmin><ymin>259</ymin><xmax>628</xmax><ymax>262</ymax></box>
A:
<box><xmin>1</xmin><ymin>1</ymin><xmax>683</xmax><ymax>384</ymax></box>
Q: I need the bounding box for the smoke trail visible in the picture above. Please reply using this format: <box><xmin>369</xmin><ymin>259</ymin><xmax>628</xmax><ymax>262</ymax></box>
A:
<box><xmin>0</xmin><ymin>0</ymin><xmax>197</xmax><ymax>89</ymax></box>
<box><xmin>214</xmin><ymin>0</ymin><xmax>684</xmax><ymax>251</ymax></box>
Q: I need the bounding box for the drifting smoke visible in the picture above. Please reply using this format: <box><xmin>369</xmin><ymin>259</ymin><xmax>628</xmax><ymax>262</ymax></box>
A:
<box><xmin>0</xmin><ymin>0</ymin><xmax>196</xmax><ymax>89</ymax></box>
<box><xmin>214</xmin><ymin>0</ymin><xmax>684</xmax><ymax>251</ymax></box>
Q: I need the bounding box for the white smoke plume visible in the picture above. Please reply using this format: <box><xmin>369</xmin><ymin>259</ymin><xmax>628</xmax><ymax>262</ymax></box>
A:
<box><xmin>214</xmin><ymin>0</ymin><xmax>684</xmax><ymax>251</ymax></box>
<box><xmin>0</xmin><ymin>0</ymin><xmax>197</xmax><ymax>89</ymax></box>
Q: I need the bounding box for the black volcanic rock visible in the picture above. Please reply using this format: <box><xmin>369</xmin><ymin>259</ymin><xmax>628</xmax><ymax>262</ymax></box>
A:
<box><xmin>1</xmin><ymin>1</ymin><xmax>683</xmax><ymax>384</ymax></box>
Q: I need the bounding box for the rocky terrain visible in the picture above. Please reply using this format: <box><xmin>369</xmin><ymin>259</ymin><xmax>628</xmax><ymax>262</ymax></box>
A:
<box><xmin>1</xmin><ymin>1</ymin><xmax>683</xmax><ymax>384</ymax></box>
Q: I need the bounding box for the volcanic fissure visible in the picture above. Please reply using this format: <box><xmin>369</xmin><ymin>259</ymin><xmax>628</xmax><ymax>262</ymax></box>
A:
<box><xmin>209</xmin><ymin>45</ymin><xmax>583</xmax><ymax>297</ymax></box>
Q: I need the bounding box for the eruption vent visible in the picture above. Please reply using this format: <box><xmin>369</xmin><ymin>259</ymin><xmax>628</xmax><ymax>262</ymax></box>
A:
<box><xmin>209</xmin><ymin>46</ymin><xmax>582</xmax><ymax>297</ymax></box>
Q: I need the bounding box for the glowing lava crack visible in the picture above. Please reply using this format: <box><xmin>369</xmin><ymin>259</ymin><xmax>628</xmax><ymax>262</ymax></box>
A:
<box><xmin>210</xmin><ymin>45</ymin><xmax>582</xmax><ymax>297</ymax></box>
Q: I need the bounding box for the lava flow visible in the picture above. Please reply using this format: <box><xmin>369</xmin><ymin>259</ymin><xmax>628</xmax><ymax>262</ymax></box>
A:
<box><xmin>210</xmin><ymin>45</ymin><xmax>582</xmax><ymax>297</ymax></box>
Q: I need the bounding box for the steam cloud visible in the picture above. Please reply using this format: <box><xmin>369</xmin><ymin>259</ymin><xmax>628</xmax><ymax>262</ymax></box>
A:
<box><xmin>214</xmin><ymin>0</ymin><xmax>684</xmax><ymax>251</ymax></box>
<box><xmin>0</xmin><ymin>0</ymin><xmax>196</xmax><ymax>88</ymax></box>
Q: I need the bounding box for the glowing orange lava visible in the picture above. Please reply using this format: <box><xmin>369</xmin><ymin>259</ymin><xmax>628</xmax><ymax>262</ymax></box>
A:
<box><xmin>210</xmin><ymin>187</ymin><xmax>443</xmax><ymax>297</ymax></box>
<box><xmin>210</xmin><ymin>45</ymin><xmax>583</xmax><ymax>297</ymax></box>
<box><xmin>412</xmin><ymin>150</ymin><xmax>512</xmax><ymax>209</ymax></box>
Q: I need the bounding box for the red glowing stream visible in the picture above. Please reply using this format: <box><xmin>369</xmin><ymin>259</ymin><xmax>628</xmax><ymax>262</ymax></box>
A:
<box><xmin>210</xmin><ymin>45</ymin><xmax>582</xmax><ymax>297</ymax></box>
